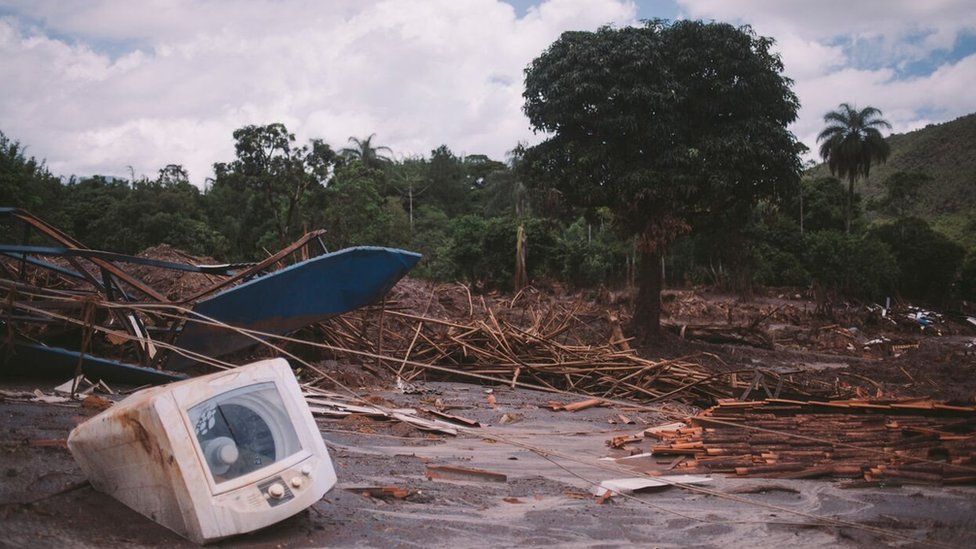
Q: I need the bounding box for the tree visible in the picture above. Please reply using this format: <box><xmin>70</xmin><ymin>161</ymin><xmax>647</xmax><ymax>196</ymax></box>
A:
<box><xmin>816</xmin><ymin>103</ymin><xmax>892</xmax><ymax>234</ymax></box>
<box><xmin>212</xmin><ymin>123</ymin><xmax>336</xmax><ymax>250</ymax></box>
<box><xmin>389</xmin><ymin>157</ymin><xmax>430</xmax><ymax>232</ymax></box>
<box><xmin>340</xmin><ymin>134</ymin><xmax>392</xmax><ymax>170</ymax></box>
<box><xmin>798</xmin><ymin>177</ymin><xmax>859</xmax><ymax>233</ymax></box>
<box><xmin>803</xmin><ymin>230</ymin><xmax>898</xmax><ymax>300</ymax></box>
<box><xmin>871</xmin><ymin>171</ymin><xmax>929</xmax><ymax>219</ymax></box>
<box><xmin>425</xmin><ymin>145</ymin><xmax>470</xmax><ymax>216</ymax></box>
<box><xmin>317</xmin><ymin>162</ymin><xmax>408</xmax><ymax>250</ymax></box>
<box><xmin>871</xmin><ymin>217</ymin><xmax>964</xmax><ymax>302</ymax></box>
<box><xmin>522</xmin><ymin>21</ymin><xmax>801</xmax><ymax>337</ymax></box>
<box><xmin>0</xmin><ymin>130</ymin><xmax>65</xmax><ymax>222</ymax></box>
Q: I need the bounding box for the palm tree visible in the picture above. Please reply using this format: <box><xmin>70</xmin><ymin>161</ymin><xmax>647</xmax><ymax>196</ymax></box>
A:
<box><xmin>816</xmin><ymin>103</ymin><xmax>892</xmax><ymax>233</ymax></box>
<box><xmin>340</xmin><ymin>134</ymin><xmax>392</xmax><ymax>170</ymax></box>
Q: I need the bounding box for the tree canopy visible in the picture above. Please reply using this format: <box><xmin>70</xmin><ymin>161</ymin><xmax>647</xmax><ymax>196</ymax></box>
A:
<box><xmin>522</xmin><ymin>20</ymin><xmax>802</xmax><ymax>335</ymax></box>
<box><xmin>817</xmin><ymin>103</ymin><xmax>892</xmax><ymax>233</ymax></box>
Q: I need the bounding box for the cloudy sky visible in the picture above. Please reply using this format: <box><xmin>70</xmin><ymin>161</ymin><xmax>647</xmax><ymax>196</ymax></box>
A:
<box><xmin>1</xmin><ymin>0</ymin><xmax>974</xmax><ymax>185</ymax></box>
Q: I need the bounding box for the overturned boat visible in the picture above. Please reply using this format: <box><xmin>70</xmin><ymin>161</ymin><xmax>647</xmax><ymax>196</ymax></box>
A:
<box><xmin>0</xmin><ymin>208</ymin><xmax>420</xmax><ymax>383</ymax></box>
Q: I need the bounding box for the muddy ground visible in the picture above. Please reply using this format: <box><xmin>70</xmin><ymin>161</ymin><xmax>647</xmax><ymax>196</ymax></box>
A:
<box><xmin>2</xmin><ymin>285</ymin><xmax>976</xmax><ymax>547</ymax></box>
<box><xmin>2</xmin><ymin>378</ymin><xmax>975</xmax><ymax>548</ymax></box>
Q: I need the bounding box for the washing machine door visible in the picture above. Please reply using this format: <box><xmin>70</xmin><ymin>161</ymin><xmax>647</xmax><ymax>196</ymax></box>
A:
<box><xmin>187</xmin><ymin>382</ymin><xmax>302</xmax><ymax>484</ymax></box>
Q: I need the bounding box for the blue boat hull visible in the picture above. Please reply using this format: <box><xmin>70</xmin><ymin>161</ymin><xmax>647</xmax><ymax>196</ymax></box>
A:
<box><xmin>166</xmin><ymin>246</ymin><xmax>420</xmax><ymax>369</ymax></box>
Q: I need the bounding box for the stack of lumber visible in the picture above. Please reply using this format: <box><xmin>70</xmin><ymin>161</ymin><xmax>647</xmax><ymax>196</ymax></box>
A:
<box><xmin>649</xmin><ymin>398</ymin><xmax>976</xmax><ymax>485</ymax></box>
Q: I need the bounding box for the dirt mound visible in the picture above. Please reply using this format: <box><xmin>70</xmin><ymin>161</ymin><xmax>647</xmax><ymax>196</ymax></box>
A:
<box><xmin>128</xmin><ymin>244</ymin><xmax>223</xmax><ymax>301</ymax></box>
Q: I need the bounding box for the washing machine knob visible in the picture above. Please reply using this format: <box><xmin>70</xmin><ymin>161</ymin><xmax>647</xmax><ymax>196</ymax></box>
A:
<box><xmin>267</xmin><ymin>483</ymin><xmax>285</xmax><ymax>499</ymax></box>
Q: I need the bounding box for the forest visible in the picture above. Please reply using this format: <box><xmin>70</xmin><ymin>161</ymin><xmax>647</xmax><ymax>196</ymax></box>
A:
<box><xmin>1</xmin><ymin>119</ymin><xmax>973</xmax><ymax>306</ymax></box>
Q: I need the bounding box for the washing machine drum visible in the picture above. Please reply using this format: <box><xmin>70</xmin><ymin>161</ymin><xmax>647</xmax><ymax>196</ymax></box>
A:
<box><xmin>188</xmin><ymin>382</ymin><xmax>302</xmax><ymax>483</ymax></box>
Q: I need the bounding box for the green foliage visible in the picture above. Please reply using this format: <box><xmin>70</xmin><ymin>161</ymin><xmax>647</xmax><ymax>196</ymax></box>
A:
<box><xmin>523</xmin><ymin>20</ymin><xmax>801</xmax><ymax>240</ymax></box>
<box><xmin>870</xmin><ymin>217</ymin><xmax>965</xmax><ymax>301</ymax></box>
<box><xmin>798</xmin><ymin>177</ymin><xmax>860</xmax><ymax>232</ymax></box>
<box><xmin>807</xmin><ymin>112</ymin><xmax>976</xmax><ymax>245</ymax></box>
<box><xmin>3</xmin><ymin>92</ymin><xmax>966</xmax><ymax>306</ymax></box>
<box><xmin>817</xmin><ymin>104</ymin><xmax>892</xmax><ymax>184</ymax></box>
<box><xmin>870</xmin><ymin>171</ymin><xmax>930</xmax><ymax>218</ymax></box>
<box><xmin>816</xmin><ymin>103</ymin><xmax>891</xmax><ymax>234</ymax></box>
<box><xmin>424</xmin><ymin>214</ymin><xmax>563</xmax><ymax>289</ymax></box>
<box><xmin>522</xmin><ymin>20</ymin><xmax>802</xmax><ymax>332</ymax></box>
<box><xmin>408</xmin><ymin>204</ymin><xmax>452</xmax><ymax>277</ymax></box>
<box><xmin>803</xmin><ymin>230</ymin><xmax>899</xmax><ymax>300</ymax></box>
<box><xmin>425</xmin><ymin>146</ymin><xmax>470</xmax><ymax>217</ymax></box>
<box><xmin>556</xmin><ymin>217</ymin><xmax>628</xmax><ymax>287</ymax></box>
<box><xmin>318</xmin><ymin>162</ymin><xmax>408</xmax><ymax>250</ymax></box>
<box><xmin>0</xmin><ymin>131</ymin><xmax>66</xmax><ymax>228</ymax></box>
<box><xmin>340</xmin><ymin>134</ymin><xmax>392</xmax><ymax>170</ymax></box>
<box><xmin>960</xmin><ymin>250</ymin><xmax>976</xmax><ymax>302</ymax></box>
<box><xmin>212</xmin><ymin>123</ymin><xmax>336</xmax><ymax>250</ymax></box>
<box><xmin>749</xmin><ymin>215</ymin><xmax>810</xmax><ymax>287</ymax></box>
<box><xmin>444</xmin><ymin>215</ymin><xmax>487</xmax><ymax>282</ymax></box>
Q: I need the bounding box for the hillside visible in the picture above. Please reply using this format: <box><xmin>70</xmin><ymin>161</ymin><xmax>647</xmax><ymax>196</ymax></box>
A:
<box><xmin>806</xmin><ymin>112</ymin><xmax>976</xmax><ymax>247</ymax></box>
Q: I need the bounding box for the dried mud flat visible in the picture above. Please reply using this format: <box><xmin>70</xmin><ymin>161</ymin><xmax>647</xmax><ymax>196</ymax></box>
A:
<box><xmin>2</xmin><ymin>379</ymin><xmax>975</xmax><ymax>548</ymax></box>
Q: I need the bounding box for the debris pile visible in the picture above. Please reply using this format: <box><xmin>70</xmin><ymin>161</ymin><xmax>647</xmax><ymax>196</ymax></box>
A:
<box><xmin>645</xmin><ymin>398</ymin><xmax>976</xmax><ymax>485</ymax></box>
<box><xmin>318</xmin><ymin>288</ymin><xmax>818</xmax><ymax>403</ymax></box>
<box><xmin>129</xmin><ymin>244</ymin><xmax>229</xmax><ymax>300</ymax></box>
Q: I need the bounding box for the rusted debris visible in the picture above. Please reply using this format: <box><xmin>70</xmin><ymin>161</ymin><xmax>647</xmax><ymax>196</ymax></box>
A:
<box><xmin>347</xmin><ymin>485</ymin><xmax>414</xmax><ymax>500</ymax></box>
<box><xmin>81</xmin><ymin>394</ymin><xmax>113</xmax><ymax>412</ymax></box>
<box><xmin>608</xmin><ymin>434</ymin><xmax>644</xmax><ymax>449</ymax></box>
<box><xmin>29</xmin><ymin>438</ymin><xmax>68</xmax><ymax>449</ymax></box>
<box><xmin>425</xmin><ymin>465</ymin><xmax>508</xmax><ymax>483</ymax></box>
<box><xmin>560</xmin><ymin>398</ymin><xmax>605</xmax><ymax>412</ymax></box>
<box><xmin>422</xmin><ymin>407</ymin><xmax>481</xmax><ymax>427</ymax></box>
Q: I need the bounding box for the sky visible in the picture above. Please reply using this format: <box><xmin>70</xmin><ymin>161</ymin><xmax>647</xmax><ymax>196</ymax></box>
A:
<box><xmin>1</xmin><ymin>0</ymin><xmax>974</xmax><ymax>185</ymax></box>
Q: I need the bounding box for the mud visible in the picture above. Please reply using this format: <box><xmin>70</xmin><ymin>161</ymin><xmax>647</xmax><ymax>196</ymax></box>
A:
<box><xmin>2</xmin><ymin>379</ymin><xmax>975</xmax><ymax>548</ymax></box>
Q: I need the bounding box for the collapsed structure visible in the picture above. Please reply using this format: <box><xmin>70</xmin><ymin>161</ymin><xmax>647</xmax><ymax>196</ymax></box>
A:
<box><xmin>0</xmin><ymin>208</ymin><xmax>419</xmax><ymax>383</ymax></box>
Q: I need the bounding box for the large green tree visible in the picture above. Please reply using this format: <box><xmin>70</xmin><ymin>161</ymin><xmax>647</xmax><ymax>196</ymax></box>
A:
<box><xmin>872</xmin><ymin>171</ymin><xmax>929</xmax><ymax>219</ymax></box>
<box><xmin>816</xmin><ymin>103</ymin><xmax>891</xmax><ymax>234</ymax></box>
<box><xmin>522</xmin><ymin>21</ymin><xmax>801</xmax><ymax>336</ymax></box>
<box><xmin>0</xmin><ymin>131</ymin><xmax>65</xmax><ymax>220</ymax></box>
<box><xmin>210</xmin><ymin>123</ymin><xmax>336</xmax><ymax>251</ymax></box>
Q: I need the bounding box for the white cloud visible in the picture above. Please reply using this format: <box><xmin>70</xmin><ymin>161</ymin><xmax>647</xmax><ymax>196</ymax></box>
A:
<box><xmin>2</xmin><ymin>0</ymin><xmax>974</xmax><ymax>181</ymax></box>
<box><xmin>792</xmin><ymin>55</ymin><xmax>976</xmax><ymax>154</ymax></box>
<box><xmin>676</xmin><ymin>0</ymin><xmax>976</xmax><ymax>160</ymax></box>
<box><xmin>0</xmin><ymin>0</ymin><xmax>637</xmax><ymax>183</ymax></box>
<box><xmin>677</xmin><ymin>0</ymin><xmax>975</xmax><ymax>49</ymax></box>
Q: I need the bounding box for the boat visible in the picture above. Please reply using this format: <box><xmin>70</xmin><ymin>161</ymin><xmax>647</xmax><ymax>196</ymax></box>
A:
<box><xmin>0</xmin><ymin>208</ymin><xmax>420</xmax><ymax>383</ymax></box>
<box><xmin>167</xmin><ymin>246</ymin><xmax>420</xmax><ymax>369</ymax></box>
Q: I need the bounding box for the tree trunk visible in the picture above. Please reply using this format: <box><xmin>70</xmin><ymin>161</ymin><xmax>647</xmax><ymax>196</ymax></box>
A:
<box><xmin>408</xmin><ymin>185</ymin><xmax>414</xmax><ymax>232</ymax></box>
<box><xmin>632</xmin><ymin>247</ymin><xmax>663</xmax><ymax>339</ymax></box>
<box><xmin>799</xmin><ymin>188</ymin><xmax>804</xmax><ymax>235</ymax></box>
<box><xmin>845</xmin><ymin>175</ymin><xmax>854</xmax><ymax>234</ymax></box>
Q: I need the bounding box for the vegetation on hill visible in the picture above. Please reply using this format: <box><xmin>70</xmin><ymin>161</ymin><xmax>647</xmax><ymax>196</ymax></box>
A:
<box><xmin>807</xmin><ymin>112</ymin><xmax>976</xmax><ymax>249</ymax></box>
